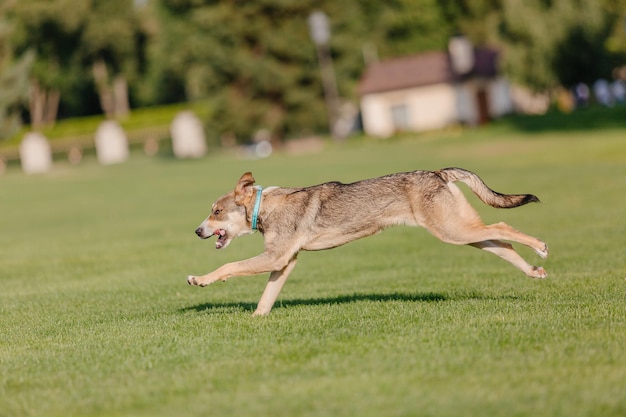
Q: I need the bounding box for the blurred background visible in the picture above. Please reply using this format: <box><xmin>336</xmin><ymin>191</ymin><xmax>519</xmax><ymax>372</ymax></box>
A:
<box><xmin>2</xmin><ymin>4</ymin><xmax>625</xmax><ymax>415</ymax></box>
<box><xmin>0</xmin><ymin>0</ymin><xmax>625</xmax><ymax>170</ymax></box>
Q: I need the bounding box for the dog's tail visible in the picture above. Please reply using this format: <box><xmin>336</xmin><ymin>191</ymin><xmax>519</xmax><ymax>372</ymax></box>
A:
<box><xmin>436</xmin><ymin>167</ymin><xmax>540</xmax><ymax>209</ymax></box>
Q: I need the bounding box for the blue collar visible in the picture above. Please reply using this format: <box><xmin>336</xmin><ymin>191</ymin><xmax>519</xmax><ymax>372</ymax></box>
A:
<box><xmin>251</xmin><ymin>186</ymin><xmax>263</xmax><ymax>230</ymax></box>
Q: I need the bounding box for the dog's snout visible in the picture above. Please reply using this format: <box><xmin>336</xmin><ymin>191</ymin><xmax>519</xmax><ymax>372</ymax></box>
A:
<box><xmin>195</xmin><ymin>227</ymin><xmax>203</xmax><ymax>237</ymax></box>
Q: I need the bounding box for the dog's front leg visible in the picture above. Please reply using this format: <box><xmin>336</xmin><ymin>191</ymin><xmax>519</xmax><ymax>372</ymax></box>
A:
<box><xmin>253</xmin><ymin>255</ymin><xmax>298</xmax><ymax>316</ymax></box>
<box><xmin>187</xmin><ymin>252</ymin><xmax>291</xmax><ymax>287</ymax></box>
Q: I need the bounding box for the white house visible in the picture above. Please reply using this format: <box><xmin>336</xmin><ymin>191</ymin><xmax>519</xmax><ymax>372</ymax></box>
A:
<box><xmin>358</xmin><ymin>44</ymin><xmax>513</xmax><ymax>138</ymax></box>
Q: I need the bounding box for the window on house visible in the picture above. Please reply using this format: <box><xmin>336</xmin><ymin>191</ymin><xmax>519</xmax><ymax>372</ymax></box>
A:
<box><xmin>390</xmin><ymin>104</ymin><xmax>410</xmax><ymax>131</ymax></box>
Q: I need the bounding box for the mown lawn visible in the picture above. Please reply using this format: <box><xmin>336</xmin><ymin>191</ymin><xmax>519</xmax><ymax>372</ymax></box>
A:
<box><xmin>1</xmin><ymin>120</ymin><xmax>625</xmax><ymax>417</ymax></box>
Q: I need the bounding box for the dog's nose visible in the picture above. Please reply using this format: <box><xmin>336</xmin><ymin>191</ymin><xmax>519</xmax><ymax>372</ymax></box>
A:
<box><xmin>195</xmin><ymin>227</ymin><xmax>203</xmax><ymax>236</ymax></box>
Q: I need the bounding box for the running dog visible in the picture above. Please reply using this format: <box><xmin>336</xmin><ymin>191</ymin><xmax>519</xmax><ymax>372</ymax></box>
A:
<box><xmin>188</xmin><ymin>168</ymin><xmax>548</xmax><ymax>315</ymax></box>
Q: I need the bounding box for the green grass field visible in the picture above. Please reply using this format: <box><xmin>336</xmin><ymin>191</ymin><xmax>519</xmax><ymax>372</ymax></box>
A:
<box><xmin>1</xmin><ymin>117</ymin><xmax>625</xmax><ymax>417</ymax></box>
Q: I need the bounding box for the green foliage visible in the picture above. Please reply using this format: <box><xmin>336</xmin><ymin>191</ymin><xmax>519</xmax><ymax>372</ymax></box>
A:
<box><xmin>6</xmin><ymin>0</ymin><xmax>151</xmax><ymax>118</ymax></box>
<box><xmin>0</xmin><ymin>49</ymin><xmax>34</xmax><ymax>139</ymax></box>
<box><xmin>8</xmin><ymin>0</ymin><xmax>87</xmax><ymax>92</ymax></box>
<box><xmin>499</xmin><ymin>0</ymin><xmax>616</xmax><ymax>89</ymax></box>
<box><xmin>2</xmin><ymin>0</ymin><xmax>624</xmax><ymax>139</ymax></box>
<box><xmin>603</xmin><ymin>0</ymin><xmax>626</xmax><ymax>57</ymax></box>
<box><xmin>446</xmin><ymin>0</ymin><xmax>625</xmax><ymax>91</ymax></box>
<box><xmin>151</xmin><ymin>0</ymin><xmax>454</xmax><ymax>142</ymax></box>
<box><xmin>81</xmin><ymin>0</ymin><xmax>139</xmax><ymax>74</ymax></box>
<box><xmin>1</xmin><ymin>121</ymin><xmax>625</xmax><ymax>417</ymax></box>
<box><xmin>375</xmin><ymin>0</ymin><xmax>454</xmax><ymax>56</ymax></box>
<box><xmin>152</xmin><ymin>0</ymin><xmax>327</xmax><ymax>141</ymax></box>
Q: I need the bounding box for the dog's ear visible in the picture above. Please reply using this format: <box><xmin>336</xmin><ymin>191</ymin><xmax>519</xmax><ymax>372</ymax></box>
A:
<box><xmin>234</xmin><ymin>172</ymin><xmax>256</xmax><ymax>205</ymax></box>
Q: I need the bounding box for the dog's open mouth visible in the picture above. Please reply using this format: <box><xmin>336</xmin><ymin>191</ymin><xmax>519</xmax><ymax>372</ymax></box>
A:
<box><xmin>214</xmin><ymin>229</ymin><xmax>228</xmax><ymax>249</ymax></box>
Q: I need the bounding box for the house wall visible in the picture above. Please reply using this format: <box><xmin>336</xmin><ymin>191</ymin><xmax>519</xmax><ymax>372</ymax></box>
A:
<box><xmin>455</xmin><ymin>84</ymin><xmax>477</xmax><ymax>125</ymax></box>
<box><xmin>455</xmin><ymin>77</ymin><xmax>513</xmax><ymax>125</ymax></box>
<box><xmin>488</xmin><ymin>77</ymin><xmax>514</xmax><ymax>116</ymax></box>
<box><xmin>360</xmin><ymin>78</ymin><xmax>513</xmax><ymax>138</ymax></box>
<box><xmin>360</xmin><ymin>94</ymin><xmax>393</xmax><ymax>137</ymax></box>
<box><xmin>409</xmin><ymin>83</ymin><xmax>459</xmax><ymax>132</ymax></box>
<box><xmin>361</xmin><ymin>83</ymin><xmax>460</xmax><ymax>137</ymax></box>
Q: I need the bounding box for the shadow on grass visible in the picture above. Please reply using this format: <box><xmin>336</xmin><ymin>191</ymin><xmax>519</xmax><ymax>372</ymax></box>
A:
<box><xmin>181</xmin><ymin>292</ymin><xmax>447</xmax><ymax>314</ymax></box>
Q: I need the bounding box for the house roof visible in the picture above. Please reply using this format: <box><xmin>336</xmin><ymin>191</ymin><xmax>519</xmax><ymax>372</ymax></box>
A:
<box><xmin>358</xmin><ymin>48</ymin><xmax>499</xmax><ymax>95</ymax></box>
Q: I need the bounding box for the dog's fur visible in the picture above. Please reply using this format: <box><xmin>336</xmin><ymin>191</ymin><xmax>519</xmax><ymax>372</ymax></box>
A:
<box><xmin>188</xmin><ymin>168</ymin><xmax>548</xmax><ymax>315</ymax></box>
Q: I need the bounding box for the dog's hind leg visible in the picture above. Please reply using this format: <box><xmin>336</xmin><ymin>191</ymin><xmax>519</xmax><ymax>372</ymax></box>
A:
<box><xmin>481</xmin><ymin>222</ymin><xmax>548</xmax><ymax>258</ymax></box>
<box><xmin>469</xmin><ymin>240</ymin><xmax>547</xmax><ymax>278</ymax></box>
<box><xmin>253</xmin><ymin>255</ymin><xmax>298</xmax><ymax>316</ymax></box>
<box><xmin>425</xmin><ymin>182</ymin><xmax>549</xmax><ymax>258</ymax></box>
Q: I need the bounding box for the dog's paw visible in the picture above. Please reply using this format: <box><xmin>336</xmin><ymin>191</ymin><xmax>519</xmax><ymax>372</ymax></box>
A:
<box><xmin>528</xmin><ymin>266</ymin><xmax>547</xmax><ymax>279</ymax></box>
<box><xmin>187</xmin><ymin>275</ymin><xmax>206</xmax><ymax>287</ymax></box>
<box><xmin>535</xmin><ymin>242</ymin><xmax>549</xmax><ymax>259</ymax></box>
<box><xmin>252</xmin><ymin>306</ymin><xmax>272</xmax><ymax>316</ymax></box>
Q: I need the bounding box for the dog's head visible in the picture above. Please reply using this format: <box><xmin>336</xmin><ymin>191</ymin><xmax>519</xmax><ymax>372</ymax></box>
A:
<box><xmin>194</xmin><ymin>172</ymin><xmax>258</xmax><ymax>249</ymax></box>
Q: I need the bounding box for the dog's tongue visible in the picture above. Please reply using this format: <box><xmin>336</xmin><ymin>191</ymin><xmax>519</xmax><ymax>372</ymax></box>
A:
<box><xmin>215</xmin><ymin>229</ymin><xmax>227</xmax><ymax>249</ymax></box>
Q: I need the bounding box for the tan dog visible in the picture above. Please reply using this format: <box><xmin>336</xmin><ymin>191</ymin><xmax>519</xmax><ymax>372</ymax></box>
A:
<box><xmin>188</xmin><ymin>168</ymin><xmax>548</xmax><ymax>315</ymax></box>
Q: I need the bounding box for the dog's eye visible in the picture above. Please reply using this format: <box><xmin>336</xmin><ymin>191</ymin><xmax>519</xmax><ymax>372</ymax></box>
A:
<box><xmin>213</xmin><ymin>209</ymin><xmax>221</xmax><ymax>215</ymax></box>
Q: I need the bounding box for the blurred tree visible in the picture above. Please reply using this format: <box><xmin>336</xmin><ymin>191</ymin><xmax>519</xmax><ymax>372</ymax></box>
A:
<box><xmin>1</xmin><ymin>0</ymin><xmax>622</xmax><ymax>137</ymax></box>
<box><xmin>441</xmin><ymin>0</ymin><xmax>625</xmax><ymax>91</ymax></box>
<box><xmin>152</xmin><ymin>0</ymin><xmax>453</xmax><ymax>142</ymax></box>
<box><xmin>7</xmin><ymin>0</ymin><xmax>149</xmax><ymax>125</ymax></box>
<box><xmin>152</xmin><ymin>0</ymin><xmax>325</xmax><ymax>142</ymax></box>
<box><xmin>603</xmin><ymin>0</ymin><xmax>626</xmax><ymax>61</ymax></box>
<box><xmin>375</xmin><ymin>0</ymin><xmax>454</xmax><ymax>57</ymax></box>
<box><xmin>0</xmin><ymin>51</ymin><xmax>35</xmax><ymax>139</ymax></box>
<box><xmin>0</xmin><ymin>50</ymin><xmax>35</xmax><ymax>140</ymax></box>
<box><xmin>7</xmin><ymin>0</ymin><xmax>89</xmax><ymax>128</ymax></box>
<box><xmin>439</xmin><ymin>0</ymin><xmax>503</xmax><ymax>44</ymax></box>
<box><xmin>81</xmin><ymin>0</ymin><xmax>148</xmax><ymax>119</ymax></box>
<box><xmin>0</xmin><ymin>2</ymin><xmax>35</xmax><ymax>140</ymax></box>
<box><xmin>500</xmin><ymin>0</ymin><xmax>616</xmax><ymax>90</ymax></box>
